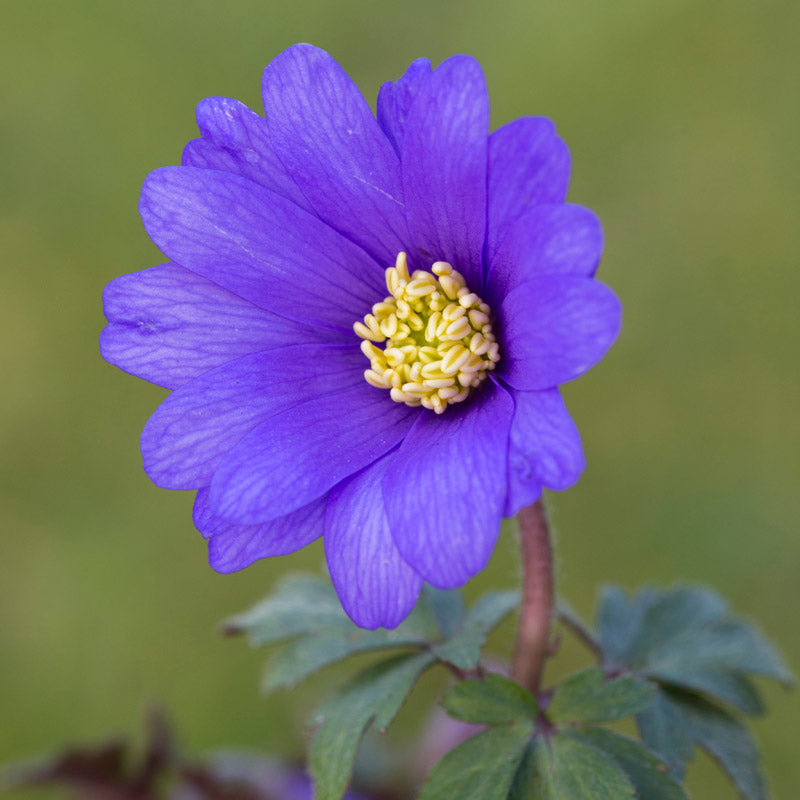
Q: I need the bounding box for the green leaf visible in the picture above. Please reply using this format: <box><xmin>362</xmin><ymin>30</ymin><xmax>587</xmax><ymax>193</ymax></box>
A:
<box><xmin>667</xmin><ymin>689</ymin><xmax>768</xmax><ymax>800</ymax></box>
<box><xmin>228</xmin><ymin>575</ymin><xmax>453</xmax><ymax>692</ymax></box>
<box><xmin>432</xmin><ymin>590</ymin><xmax>519</xmax><ymax>670</ymax></box>
<box><xmin>223</xmin><ymin>574</ymin><xmax>349</xmax><ymax>645</ymax></box>
<box><xmin>595</xmin><ymin>584</ymin><xmax>792</xmax><ymax>715</ymax></box>
<box><xmin>566</xmin><ymin>727</ymin><xmax>688</xmax><ymax>800</ymax></box>
<box><xmin>638</xmin><ymin>686</ymin><xmax>771</xmax><ymax>799</ymax></box>
<box><xmin>418</xmin><ymin>722</ymin><xmax>533</xmax><ymax>800</ymax></box>
<box><xmin>262</xmin><ymin>628</ymin><xmax>427</xmax><ymax>691</ymax></box>
<box><xmin>425</xmin><ymin>586</ymin><xmax>465</xmax><ymax>638</ymax></box>
<box><xmin>596</xmin><ymin>585</ymin><xmax>649</xmax><ymax>668</ymax></box>
<box><xmin>229</xmin><ymin>579</ymin><xmax>520</xmax><ymax>693</ymax></box>
<box><xmin>626</xmin><ymin>585</ymin><xmax>728</xmax><ymax>668</ymax></box>
<box><xmin>309</xmin><ymin>652</ymin><xmax>434</xmax><ymax>800</ymax></box>
<box><xmin>547</xmin><ymin>667</ymin><xmax>655</xmax><ymax>724</ymax></box>
<box><xmin>510</xmin><ymin>734</ymin><xmax>635</xmax><ymax>799</ymax></box>
<box><xmin>441</xmin><ymin>674</ymin><xmax>537</xmax><ymax>724</ymax></box>
<box><xmin>645</xmin><ymin>619</ymin><xmax>793</xmax><ymax>688</ymax></box>
<box><xmin>636</xmin><ymin>690</ymin><xmax>694</xmax><ymax>780</ymax></box>
<box><xmin>646</xmin><ymin>665</ymin><xmax>764</xmax><ymax>715</ymax></box>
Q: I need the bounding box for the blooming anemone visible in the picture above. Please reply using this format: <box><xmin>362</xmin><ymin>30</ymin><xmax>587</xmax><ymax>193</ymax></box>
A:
<box><xmin>101</xmin><ymin>44</ymin><xmax>621</xmax><ymax>629</ymax></box>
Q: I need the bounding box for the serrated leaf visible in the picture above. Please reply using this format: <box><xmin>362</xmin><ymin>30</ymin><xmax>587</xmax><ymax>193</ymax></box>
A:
<box><xmin>441</xmin><ymin>674</ymin><xmax>537</xmax><ymax>724</ymax></box>
<box><xmin>425</xmin><ymin>586</ymin><xmax>465</xmax><ymax>638</ymax></box>
<box><xmin>646</xmin><ymin>619</ymin><xmax>793</xmax><ymax>688</ymax></box>
<box><xmin>224</xmin><ymin>574</ymin><xmax>350</xmax><ymax>645</ymax></box>
<box><xmin>636</xmin><ymin>690</ymin><xmax>694</xmax><ymax>780</ymax></box>
<box><xmin>566</xmin><ymin>727</ymin><xmax>688</xmax><ymax>800</ymax></box>
<box><xmin>419</xmin><ymin>722</ymin><xmax>533</xmax><ymax>800</ymax></box>
<box><xmin>467</xmin><ymin>589</ymin><xmax>521</xmax><ymax>629</ymax></box>
<box><xmin>547</xmin><ymin>667</ymin><xmax>655</xmax><ymax>724</ymax></box>
<box><xmin>626</xmin><ymin>585</ymin><xmax>729</xmax><ymax>667</ymax></box>
<box><xmin>595</xmin><ymin>584</ymin><xmax>792</xmax><ymax>716</ymax></box>
<box><xmin>432</xmin><ymin>590</ymin><xmax>520</xmax><ymax>670</ymax></box>
<box><xmin>646</xmin><ymin>665</ymin><xmax>764</xmax><ymax>715</ymax></box>
<box><xmin>229</xmin><ymin>575</ymin><xmax>446</xmax><ymax>691</ymax></box>
<box><xmin>668</xmin><ymin>690</ymin><xmax>769</xmax><ymax>800</ymax></box>
<box><xmin>262</xmin><ymin>628</ymin><xmax>427</xmax><ymax>691</ymax></box>
<box><xmin>704</xmin><ymin>620</ymin><xmax>792</xmax><ymax>684</ymax></box>
<box><xmin>510</xmin><ymin>734</ymin><xmax>635</xmax><ymax>799</ymax></box>
<box><xmin>309</xmin><ymin>652</ymin><xmax>434</xmax><ymax>800</ymax></box>
<box><xmin>596</xmin><ymin>585</ymin><xmax>648</xmax><ymax>668</ymax></box>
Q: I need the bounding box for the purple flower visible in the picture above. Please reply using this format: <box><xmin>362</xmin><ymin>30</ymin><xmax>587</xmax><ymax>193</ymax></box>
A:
<box><xmin>101</xmin><ymin>44</ymin><xmax>620</xmax><ymax>629</ymax></box>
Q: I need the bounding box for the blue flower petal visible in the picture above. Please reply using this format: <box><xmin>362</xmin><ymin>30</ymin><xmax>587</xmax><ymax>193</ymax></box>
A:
<box><xmin>181</xmin><ymin>96</ymin><xmax>309</xmax><ymax>210</ymax></box>
<box><xmin>139</xmin><ymin>166</ymin><xmax>385</xmax><ymax>331</ymax></box>
<box><xmin>261</xmin><ymin>44</ymin><xmax>410</xmax><ymax>267</ymax></box>
<box><xmin>486</xmin><ymin>204</ymin><xmax>604</xmax><ymax>304</ymax></box>
<box><xmin>503</xmin><ymin>387</ymin><xmax>585</xmax><ymax>517</ymax></box>
<box><xmin>100</xmin><ymin>263</ymin><xmax>336</xmax><ymax>390</ymax></box>
<box><xmin>325</xmin><ymin>453</ymin><xmax>423</xmax><ymax>630</ymax></box>
<box><xmin>485</xmin><ymin>117</ymin><xmax>570</xmax><ymax>266</ymax></box>
<box><xmin>103</xmin><ymin>45</ymin><xmax>623</xmax><ymax>630</ymax></box>
<box><xmin>194</xmin><ymin>489</ymin><xmax>326</xmax><ymax>572</ymax></box>
<box><xmin>209</xmin><ymin>386</ymin><xmax>418</xmax><ymax>525</ymax></box>
<box><xmin>376</xmin><ymin>58</ymin><xmax>432</xmax><ymax>156</ymax></box>
<box><xmin>141</xmin><ymin>344</ymin><xmax>364</xmax><ymax>491</ymax></box>
<box><xmin>383</xmin><ymin>384</ymin><xmax>513</xmax><ymax>588</ymax></box>
<box><xmin>401</xmin><ymin>55</ymin><xmax>488</xmax><ymax>286</ymax></box>
<box><xmin>498</xmin><ymin>276</ymin><xmax>622</xmax><ymax>390</ymax></box>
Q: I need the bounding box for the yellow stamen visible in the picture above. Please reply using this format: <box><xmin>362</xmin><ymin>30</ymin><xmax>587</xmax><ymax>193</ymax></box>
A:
<box><xmin>353</xmin><ymin>252</ymin><xmax>500</xmax><ymax>413</ymax></box>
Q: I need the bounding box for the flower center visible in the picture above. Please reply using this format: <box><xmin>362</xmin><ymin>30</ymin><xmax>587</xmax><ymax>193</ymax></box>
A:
<box><xmin>353</xmin><ymin>252</ymin><xmax>500</xmax><ymax>414</ymax></box>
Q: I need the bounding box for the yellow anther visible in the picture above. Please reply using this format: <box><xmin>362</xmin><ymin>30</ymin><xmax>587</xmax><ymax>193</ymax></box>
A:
<box><xmin>395</xmin><ymin>254</ymin><xmax>411</xmax><ymax>281</ymax></box>
<box><xmin>384</xmin><ymin>347</ymin><xmax>406</xmax><ymax>367</ymax></box>
<box><xmin>420</xmin><ymin>361</ymin><xmax>444</xmax><ymax>378</ymax></box>
<box><xmin>385</xmin><ymin>369</ymin><xmax>402</xmax><ymax>388</ymax></box>
<box><xmin>423</xmin><ymin>377</ymin><xmax>456</xmax><ymax>389</ymax></box>
<box><xmin>355</xmin><ymin>252</ymin><xmax>500</xmax><ymax>413</ymax></box>
<box><xmin>419</xmin><ymin>346</ymin><xmax>439</xmax><ymax>362</ymax></box>
<box><xmin>432</xmin><ymin>261</ymin><xmax>452</xmax><ymax>276</ymax></box>
<box><xmin>468</xmin><ymin>332</ymin><xmax>486</xmax><ymax>355</ymax></box>
<box><xmin>441</xmin><ymin>345</ymin><xmax>471</xmax><ymax>375</ymax></box>
<box><xmin>444</xmin><ymin>317</ymin><xmax>471</xmax><ymax>339</ymax></box>
<box><xmin>425</xmin><ymin>311</ymin><xmax>442</xmax><ymax>342</ymax></box>
<box><xmin>373</xmin><ymin>302</ymin><xmax>395</xmax><ymax>316</ymax></box>
<box><xmin>353</xmin><ymin>320</ymin><xmax>385</xmax><ymax>342</ymax></box>
<box><xmin>364</xmin><ymin>369</ymin><xmax>390</xmax><ymax>389</ymax></box>
<box><xmin>406</xmin><ymin>277</ymin><xmax>436</xmax><ymax>297</ymax></box>
<box><xmin>442</xmin><ymin>303</ymin><xmax>467</xmax><ymax>322</ymax></box>
<box><xmin>439</xmin><ymin>274</ymin><xmax>461</xmax><ymax>300</ymax></box>
<box><xmin>379</xmin><ymin>314</ymin><xmax>399</xmax><ymax>338</ymax></box>
<box><xmin>360</xmin><ymin>340</ymin><xmax>381</xmax><ymax>360</ymax></box>
<box><xmin>468</xmin><ymin>309</ymin><xmax>490</xmax><ymax>328</ymax></box>
<box><xmin>407</xmin><ymin>312</ymin><xmax>425</xmax><ymax>332</ymax></box>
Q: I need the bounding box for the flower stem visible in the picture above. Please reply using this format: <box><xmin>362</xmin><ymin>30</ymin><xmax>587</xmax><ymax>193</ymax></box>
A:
<box><xmin>510</xmin><ymin>499</ymin><xmax>554</xmax><ymax>695</ymax></box>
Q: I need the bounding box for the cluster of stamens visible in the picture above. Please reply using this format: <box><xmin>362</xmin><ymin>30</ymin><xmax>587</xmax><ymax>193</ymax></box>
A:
<box><xmin>353</xmin><ymin>252</ymin><xmax>500</xmax><ymax>414</ymax></box>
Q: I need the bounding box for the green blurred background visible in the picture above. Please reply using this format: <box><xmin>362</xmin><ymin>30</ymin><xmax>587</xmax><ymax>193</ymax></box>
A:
<box><xmin>2</xmin><ymin>0</ymin><xmax>798</xmax><ymax>796</ymax></box>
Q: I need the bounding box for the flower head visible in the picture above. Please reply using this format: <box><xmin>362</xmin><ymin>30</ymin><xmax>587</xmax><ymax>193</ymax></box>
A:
<box><xmin>101</xmin><ymin>44</ymin><xmax>621</xmax><ymax>629</ymax></box>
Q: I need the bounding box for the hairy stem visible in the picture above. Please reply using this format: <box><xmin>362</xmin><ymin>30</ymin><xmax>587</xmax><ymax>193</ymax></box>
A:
<box><xmin>510</xmin><ymin>499</ymin><xmax>554</xmax><ymax>694</ymax></box>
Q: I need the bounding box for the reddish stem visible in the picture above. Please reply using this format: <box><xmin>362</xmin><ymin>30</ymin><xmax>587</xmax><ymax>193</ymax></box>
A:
<box><xmin>510</xmin><ymin>499</ymin><xmax>554</xmax><ymax>695</ymax></box>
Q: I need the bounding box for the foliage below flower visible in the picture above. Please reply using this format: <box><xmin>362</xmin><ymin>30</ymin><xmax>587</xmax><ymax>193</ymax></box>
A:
<box><xmin>101</xmin><ymin>44</ymin><xmax>621</xmax><ymax>629</ymax></box>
